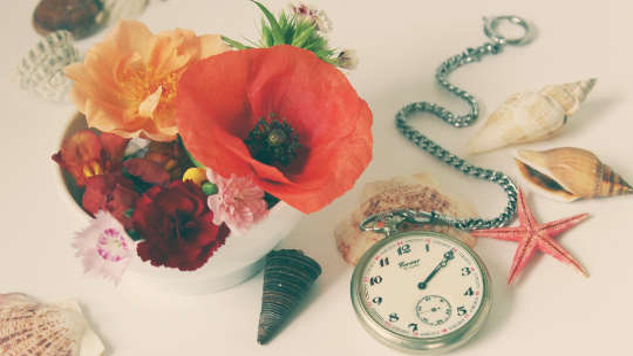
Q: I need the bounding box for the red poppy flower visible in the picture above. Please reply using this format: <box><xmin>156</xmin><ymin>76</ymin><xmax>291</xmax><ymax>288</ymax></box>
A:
<box><xmin>132</xmin><ymin>180</ymin><xmax>230</xmax><ymax>271</ymax></box>
<box><xmin>53</xmin><ymin>129</ymin><xmax>129</xmax><ymax>187</ymax></box>
<box><xmin>176</xmin><ymin>45</ymin><xmax>373</xmax><ymax>213</ymax></box>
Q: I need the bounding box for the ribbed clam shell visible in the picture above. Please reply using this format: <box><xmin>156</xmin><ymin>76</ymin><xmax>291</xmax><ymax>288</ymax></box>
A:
<box><xmin>33</xmin><ymin>0</ymin><xmax>105</xmax><ymax>40</ymax></box>
<box><xmin>515</xmin><ymin>147</ymin><xmax>633</xmax><ymax>202</ymax></box>
<box><xmin>468</xmin><ymin>79</ymin><xmax>597</xmax><ymax>154</ymax></box>
<box><xmin>257</xmin><ymin>250</ymin><xmax>322</xmax><ymax>344</ymax></box>
<box><xmin>0</xmin><ymin>293</ymin><xmax>104</xmax><ymax>356</ymax></box>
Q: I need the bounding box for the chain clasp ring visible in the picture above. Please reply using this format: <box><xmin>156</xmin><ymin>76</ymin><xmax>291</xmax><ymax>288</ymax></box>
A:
<box><xmin>483</xmin><ymin>15</ymin><xmax>533</xmax><ymax>46</ymax></box>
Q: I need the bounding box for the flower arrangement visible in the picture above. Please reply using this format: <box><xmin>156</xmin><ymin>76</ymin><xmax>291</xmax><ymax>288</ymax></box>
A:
<box><xmin>53</xmin><ymin>1</ymin><xmax>373</xmax><ymax>285</ymax></box>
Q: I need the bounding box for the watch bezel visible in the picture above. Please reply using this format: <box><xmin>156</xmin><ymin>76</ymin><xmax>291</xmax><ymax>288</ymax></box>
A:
<box><xmin>350</xmin><ymin>230</ymin><xmax>492</xmax><ymax>354</ymax></box>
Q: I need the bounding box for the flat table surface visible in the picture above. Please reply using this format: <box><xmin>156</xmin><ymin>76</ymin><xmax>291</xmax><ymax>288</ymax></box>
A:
<box><xmin>1</xmin><ymin>0</ymin><xmax>632</xmax><ymax>355</ymax></box>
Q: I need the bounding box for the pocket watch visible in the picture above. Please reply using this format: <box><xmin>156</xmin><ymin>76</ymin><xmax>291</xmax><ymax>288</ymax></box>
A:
<box><xmin>351</xmin><ymin>213</ymin><xmax>491</xmax><ymax>353</ymax></box>
<box><xmin>350</xmin><ymin>15</ymin><xmax>534</xmax><ymax>354</ymax></box>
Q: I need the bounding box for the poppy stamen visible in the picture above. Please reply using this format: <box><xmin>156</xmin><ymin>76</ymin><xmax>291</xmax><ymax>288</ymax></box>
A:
<box><xmin>245</xmin><ymin>115</ymin><xmax>301</xmax><ymax>168</ymax></box>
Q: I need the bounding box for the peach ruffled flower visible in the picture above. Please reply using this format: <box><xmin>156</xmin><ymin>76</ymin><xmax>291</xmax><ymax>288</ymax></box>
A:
<box><xmin>65</xmin><ymin>20</ymin><xmax>230</xmax><ymax>142</ymax></box>
<box><xmin>207</xmin><ymin>170</ymin><xmax>269</xmax><ymax>234</ymax></box>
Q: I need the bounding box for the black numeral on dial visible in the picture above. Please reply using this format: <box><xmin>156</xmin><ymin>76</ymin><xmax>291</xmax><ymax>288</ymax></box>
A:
<box><xmin>372</xmin><ymin>296</ymin><xmax>383</xmax><ymax>305</ymax></box>
<box><xmin>457</xmin><ymin>306</ymin><xmax>467</xmax><ymax>316</ymax></box>
<box><xmin>379</xmin><ymin>257</ymin><xmax>389</xmax><ymax>267</ymax></box>
<box><xmin>397</xmin><ymin>244</ymin><xmax>411</xmax><ymax>255</ymax></box>
<box><xmin>461</xmin><ymin>267</ymin><xmax>471</xmax><ymax>276</ymax></box>
<box><xmin>408</xmin><ymin>323</ymin><xmax>418</xmax><ymax>332</ymax></box>
<box><xmin>389</xmin><ymin>313</ymin><xmax>399</xmax><ymax>322</ymax></box>
<box><xmin>370</xmin><ymin>276</ymin><xmax>383</xmax><ymax>286</ymax></box>
<box><xmin>464</xmin><ymin>287</ymin><xmax>474</xmax><ymax>296</ymax></box>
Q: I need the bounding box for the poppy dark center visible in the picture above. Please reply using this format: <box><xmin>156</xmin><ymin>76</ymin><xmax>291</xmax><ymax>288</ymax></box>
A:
<box><xmin>244</xmin><ymin>115</ymin><xmax>301</xmax><ymax>168</ymax></box>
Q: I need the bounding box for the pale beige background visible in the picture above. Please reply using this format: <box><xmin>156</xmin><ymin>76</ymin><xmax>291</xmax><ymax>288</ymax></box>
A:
<box><xmin>1</xmin><ymin>0</ymin><xmax>632</xmax><ymax>355</ymax></box>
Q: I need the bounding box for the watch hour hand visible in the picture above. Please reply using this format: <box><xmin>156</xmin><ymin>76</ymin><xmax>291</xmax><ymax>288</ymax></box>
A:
<box><xmin>418</xmin><ymin>250</ymin><xmax>454</xmax><ymax>290</ymax></box>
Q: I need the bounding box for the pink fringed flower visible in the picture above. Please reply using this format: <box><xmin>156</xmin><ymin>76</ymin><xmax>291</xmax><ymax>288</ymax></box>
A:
<box><xmin>207</xmin><ymin>170</ymin><xmax>269</xmax><ymax>233</ymax></box>
<box><xmin>290</xmin><ymin>3</ymin><xmax>332</xmax><ymax>33</ymax></box>
<box><xmin>73</xmin><ymin>211</ymin><xmax>135</xmax><ymax>285</ymax></box>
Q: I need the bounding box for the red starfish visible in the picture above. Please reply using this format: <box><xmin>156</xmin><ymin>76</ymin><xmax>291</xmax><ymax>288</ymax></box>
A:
<box><xmin>471</xmin><ymin>189</ymin><xmax>589</xmax><ymax>284</ymax></box>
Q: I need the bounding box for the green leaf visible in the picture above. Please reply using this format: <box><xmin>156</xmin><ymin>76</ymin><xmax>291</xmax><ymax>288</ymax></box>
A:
<box><xmin>221</xmin><ymin>36</ymin><xmax>251</xmax><ymax>50</ymax></box>
<box><xmin>251</xmin><ymin>0</ymin><xmax>284</xmax><ymax>44</ymax></box>
<box><xmin>124</xmin><ymin>209</ymin><xmax>135</xmax><ymax>219</ymax></box>
<box><xmin>127</xmin><ymin>229</ymin><xmax>142</xmax><ymax>241</ymax></box>
<box><xmin>291</xmin><ymin>28</ymin><xmax>312</xmax><ymax>47</ymax></box>
<box><xmin>261</xmin><ymin>21</ymin><xmax>274</xmax><ymax>46</ymax></box>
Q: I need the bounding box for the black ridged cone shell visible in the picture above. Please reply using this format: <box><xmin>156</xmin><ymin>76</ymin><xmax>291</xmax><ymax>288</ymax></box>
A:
<box><xmin>257</xmin><ymin>249</ymin><xmax>322</xmax><ymax>344</ymax></box>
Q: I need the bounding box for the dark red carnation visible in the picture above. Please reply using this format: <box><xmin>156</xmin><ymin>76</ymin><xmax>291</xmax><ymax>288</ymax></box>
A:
<box><xmin>82</xmin><ymin>173</ymin><xmax>139</xmax><ymax>229</ymax></box>
<box><xmin>132</xmin><ymin>180</ymin><xmax>230</xmax><ymax>271</ymax></box>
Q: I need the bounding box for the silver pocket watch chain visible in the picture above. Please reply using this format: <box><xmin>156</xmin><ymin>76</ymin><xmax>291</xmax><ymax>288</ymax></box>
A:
<box><xmin>363</xmin><ymin>16</ymin><xmax>535</xmax><ymax>235</ymax></box>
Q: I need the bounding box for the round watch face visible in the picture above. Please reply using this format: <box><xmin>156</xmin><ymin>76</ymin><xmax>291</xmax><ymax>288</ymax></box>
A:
<box><xmin>351</xmin><ymin>231</ymin><xmax>491</xmax><ymax>353</ymax></box>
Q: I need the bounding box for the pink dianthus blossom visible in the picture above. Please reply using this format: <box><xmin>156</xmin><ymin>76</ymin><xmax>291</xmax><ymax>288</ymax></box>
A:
<box><xmin>73</xmin><ymin>211</ymin><xmax>135</xmax><ymax>285</ymax></box>
<box><xmin>207</xmin><ymin>170</ymin><xmax>269</xmax><ymax>233</ymax></box>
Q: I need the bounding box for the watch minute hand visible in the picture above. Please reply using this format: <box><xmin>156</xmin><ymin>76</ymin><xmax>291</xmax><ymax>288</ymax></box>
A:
<box><xmin>418</xmin><ymin>251</ymin><xmax>454</xmax><ymax>290</ymax></box>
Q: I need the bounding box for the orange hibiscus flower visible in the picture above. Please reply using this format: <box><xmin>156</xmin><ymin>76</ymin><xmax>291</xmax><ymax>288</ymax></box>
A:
<box><xmin>176</xmin><ymin>45</ymin><xmax>373</xmax><ymax>214</ymax></box>
<box><xmin>65</xmin><ymin>20</ymin><xmax>230</xmax><ymax>142</ymax></box>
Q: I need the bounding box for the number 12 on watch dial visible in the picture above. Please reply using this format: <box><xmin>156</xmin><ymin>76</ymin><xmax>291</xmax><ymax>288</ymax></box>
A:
<box><xmin>351</xmin><ymin>231</ymin><xmax>491</xmax><ymax>353</ymax></box>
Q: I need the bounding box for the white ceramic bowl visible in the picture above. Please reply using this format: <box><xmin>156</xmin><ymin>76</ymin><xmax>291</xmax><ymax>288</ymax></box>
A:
<box><xmin>58</xmin><ymin>114</ymin><xmax>304</xmax><ymax>294</ymax></box>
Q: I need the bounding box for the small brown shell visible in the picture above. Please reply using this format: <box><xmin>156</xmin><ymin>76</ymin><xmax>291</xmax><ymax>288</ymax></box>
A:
<box><xmin>257</xmin><ymin>250</ymin><xmax>321</xmax><ymax>345</ymax></box>
<box><xmin>515</xmin><ymin>147</ymin><xmax>633</xmax><ymax>202</ymax></box>
<box><xmin>33</xmin><ymin>0</ymin><xmax>105</xmax><ymax>39</ymax></box>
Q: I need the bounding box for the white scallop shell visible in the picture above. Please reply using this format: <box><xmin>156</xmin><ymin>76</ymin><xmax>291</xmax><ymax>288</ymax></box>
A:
<box><xmin>0</xmin><ymin>293</ymin><xmax>104</xmax><ymax>356</ymax></box>
<box><xmin>467</xmin><ymin>79</ymin><xmax>597</xmax><ymax>154</ymax></box>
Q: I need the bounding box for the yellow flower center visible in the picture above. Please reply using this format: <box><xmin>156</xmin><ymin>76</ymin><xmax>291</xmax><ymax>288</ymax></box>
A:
<box><xmin>120</xmin><ymin>65</ymin><xmax>181</xmax><ymax>119</ymax></box>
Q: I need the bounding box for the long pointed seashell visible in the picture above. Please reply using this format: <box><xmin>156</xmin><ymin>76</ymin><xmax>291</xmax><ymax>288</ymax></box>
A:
<box><xmin>515</xmin><ymin>147</ymin><xmax>633</xmax><ymax>202</ymax></box>
<box><xmin>257</xmin><ymin>249</ymin><xmax>321</xmax><ymax>344</ymax></box>
<box><xmin>468</xmin><ymin>79</ymin><xmax>597</xmax><ymax>154</ymax></box>
<box><xmin>0</xmin><ymin>293</ymin><xmax>104</xmax><ymax>356</ymax></box>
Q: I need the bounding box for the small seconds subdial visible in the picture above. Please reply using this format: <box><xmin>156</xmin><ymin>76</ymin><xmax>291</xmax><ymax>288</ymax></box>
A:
<box><xmin>351</xmin><ymin>231</ymin><xmax>490</xmax><ymax>349</ymax></box>
<box><xmin>416</xmin><ymin>295</ymin><xmax>452</xmax><ymax>326</ymax></box>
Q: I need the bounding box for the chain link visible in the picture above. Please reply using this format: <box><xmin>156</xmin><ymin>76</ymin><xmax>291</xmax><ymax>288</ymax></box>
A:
<box><xmin>394</xmin><ymin>41</ymin><xmax>518</xmax><ymax>231</ymax></box>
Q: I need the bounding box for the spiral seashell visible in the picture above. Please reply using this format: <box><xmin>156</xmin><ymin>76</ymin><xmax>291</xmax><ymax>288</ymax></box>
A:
<box><xmin>0</xmin><ymin>293</ymin><xmax>104</xmax><ymax>356</ymax></box>
<box><xmin>257</xmin><ymin>249</ymin><xmax>322</xmax><ymax>345</ymax></box>
<box><xmin>468</xmin><ymin>79</ymin><xmax>597</xmax><ymax>154</ymax></box>
<box><xmin>515</xmin><ymin>147</ymin><xmax>633</xmax><ymax>202</ymax></box>
<box><xmin>33</xmin><ymin>0</ymin><xmax>105</xmax><ymax>40</ymax></box>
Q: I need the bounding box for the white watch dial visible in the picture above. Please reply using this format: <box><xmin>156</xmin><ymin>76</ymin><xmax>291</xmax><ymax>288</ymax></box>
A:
<box><xmin>358</xmin><ymin>234</ymin><xmax>485</xmax><ymax>338</ymax></box>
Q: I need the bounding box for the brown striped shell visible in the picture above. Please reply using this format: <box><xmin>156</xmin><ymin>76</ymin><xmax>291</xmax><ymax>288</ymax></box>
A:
<box><xmin>515</xmin><ymin>147</ymin><xmax>633</xmax><ymax>202</ymax></box>
<box><xmin>257</xmin><ymin>250</ymin><xmax>321</xmax><ymax>345</ymax></box>
<box><xmin>0</xmin><ymin>293</ymin><xmax>104</xmax><ymax>356</ymax></box>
